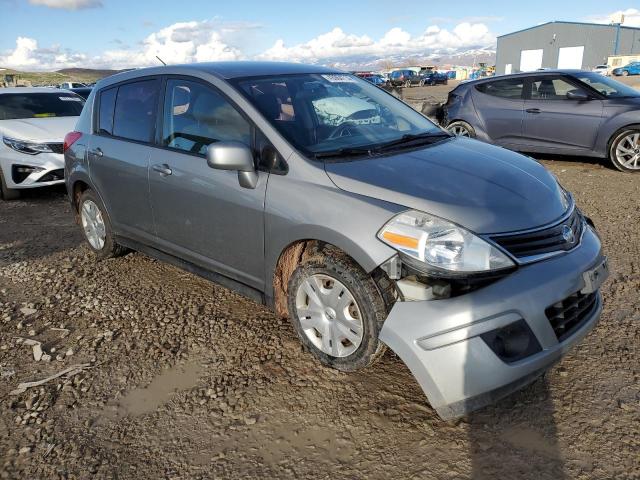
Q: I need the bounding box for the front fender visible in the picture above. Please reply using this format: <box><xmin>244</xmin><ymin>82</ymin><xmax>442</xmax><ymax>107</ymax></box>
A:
<box><xmin>263</xmin><ymin>161</ymin><xmax>402</xmax><ymax>303</ymax></box>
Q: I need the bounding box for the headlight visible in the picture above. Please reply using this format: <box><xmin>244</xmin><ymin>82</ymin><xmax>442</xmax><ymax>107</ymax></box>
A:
<box><xmin>2</xmin><ymin>136</ymin><xmax>53</xmax><ymax>155</ymax></box>
<box><xmin>377</xmin><ymin>210</ymin><xmax>515</xmax><ymax>274</ymax></box>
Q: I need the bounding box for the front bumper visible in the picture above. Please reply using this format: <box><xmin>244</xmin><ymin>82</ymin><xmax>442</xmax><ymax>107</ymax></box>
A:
<box><xmin>0</xmin><ymin>150</ymin><xmax>65</xmax><ymax>189</ymax></box>
<box><xmin>379</xmin><ymin>225</ymin><xmax>605</xmax><ymax>420</ymax></box>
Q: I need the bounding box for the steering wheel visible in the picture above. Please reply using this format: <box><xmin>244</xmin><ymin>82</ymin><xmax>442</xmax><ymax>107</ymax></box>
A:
<box><xmin>328</xmin><ymin>122</ymin><xmax>358</xmax><ymax>140</ymax></box>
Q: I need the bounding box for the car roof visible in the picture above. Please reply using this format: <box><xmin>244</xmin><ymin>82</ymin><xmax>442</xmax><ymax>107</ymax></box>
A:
<box><xmin>94</xmin><ymin>61</ymin><xmax>346</xmax><ymax>90</ymax></box>
<box><xmin>0</xmin><ymin>87</ymin><xmax>75</xmax><ymax>94</ymax></box>
<box><xmin>461</xmin><ymin>69</ymin><xmax>594</xmax><ymax>86</ymax></box>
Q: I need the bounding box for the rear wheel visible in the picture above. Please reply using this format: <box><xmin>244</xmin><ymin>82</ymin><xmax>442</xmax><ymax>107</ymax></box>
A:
<box><xmin>609</xmin><ymin>126</ymin><xmax>640</xmax><ymax>172</ymax></box>
<box><xmin>419</xmin><ymin>79</ymin><xmax>425</xmax><ymax>87</ymax></box>
<box><xmin>447</xmin><ymin>120</ymin><xmax>476</xmax><ymax>138</ymax></box>
<box><xmin>78</xmin><ymin>189</ymin><xmax>127</xmax><ymax>259</ymax></box>
<box><xmin>0</xmin><ymin>168</ymin><xmax>20</xmax><ymax>200</ymax></box>
<box><xmin>622</xmin><ymin>70</ymin><xmax>629</xmax><ymax>76</ymax></box>
<box><xmin>404</xmin><ymin>80</ymin><xmax>411</xmax><ymax>88</ymax></box>
<box><xmin>287</xmin><ymin>246</ymin><xmax>389</xmax><ymax>372</ymax></box>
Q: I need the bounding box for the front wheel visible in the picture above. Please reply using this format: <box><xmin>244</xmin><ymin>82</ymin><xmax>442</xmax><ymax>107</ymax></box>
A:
<box><xmin>0</xmin><ymin>168</ymin><xmax>20</xmax><ymax>200</ymax></box>
<box><xmin>287</xmin><ymin>247</ymin><xmax>389</xmax><ymax>372</ymax></box>
<box><xmin>622</xmin><ymin>70</ymin><xmax>629</xmax><ymax>76</ymax></box>
<box><xmin>447</xmin><ymin>120</ymin><xmax>476</xmax><ymax>138</ymax></box>
<box><xmin>404</xmin><ymin>80</ymin><xmax>411</xmax><ymax>88</ymax></box>
<box><xmin>609</xmin><ymin>126</ymin><xmax>640</xmax><ymax>172</ymax></box>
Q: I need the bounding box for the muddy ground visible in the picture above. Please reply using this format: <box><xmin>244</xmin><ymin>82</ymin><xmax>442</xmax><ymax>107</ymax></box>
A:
<box><xmin>0</xmin><ymin>83</ymin><xmax>639</xmax><ymax>479</ymax></box>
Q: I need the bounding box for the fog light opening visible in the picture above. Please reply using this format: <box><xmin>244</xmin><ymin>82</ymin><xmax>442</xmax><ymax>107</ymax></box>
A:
<box><xmin>481</xmin><ymin>320</ymin><xmax>541</xmax><ymax>364</ymax></box>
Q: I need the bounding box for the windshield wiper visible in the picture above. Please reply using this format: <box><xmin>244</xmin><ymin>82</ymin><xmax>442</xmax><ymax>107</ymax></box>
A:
<box><xmin>313</xmin><ymin>146</ymin><xmax>376</xmax><ymax>159</ymax></box>
<box><xmin>377</xmin><ymin>131</ymin><xmax>452</xmax><ymax>152</ymax></box>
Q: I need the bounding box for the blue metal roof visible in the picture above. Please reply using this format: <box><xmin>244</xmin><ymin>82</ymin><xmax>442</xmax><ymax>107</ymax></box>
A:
<box><xmin>497</xmin><ymin>21</ymin><xmax>640</xmax><ymax>39</ymax></box>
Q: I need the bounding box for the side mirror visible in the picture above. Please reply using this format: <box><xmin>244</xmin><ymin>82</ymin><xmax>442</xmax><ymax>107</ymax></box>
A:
<box><xmin>206</xmin><ymin>141</ymin><xmax>258</xmax><ymax>189</ymax></box>
<box><xmin>566</xmin><ymin>90</ymin><xmax>589</xmax><ymax>101</ymax></box>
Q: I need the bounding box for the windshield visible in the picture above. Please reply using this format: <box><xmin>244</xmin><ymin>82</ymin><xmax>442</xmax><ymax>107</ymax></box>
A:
<box><xmin>0</xmin><ymin>93</ymin><xmax>84</xmax><ymax>120</ymax></box>
<box><xmin>234</xmin><ymin>73</ymin><xmax>441</xmax><ymax>155</ymax></box>
<box><xmin>576</xmin><ymin>73</ymin><xmax>640</xmax><ymax>98</ymax></box>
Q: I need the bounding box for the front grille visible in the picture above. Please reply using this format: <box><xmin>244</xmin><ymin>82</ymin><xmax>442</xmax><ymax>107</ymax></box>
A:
<box><xmin>47</xmin><ymin>143</ymin><xmax>64</xmax><ymax>154</ymax></box>
<box><xmin>491</xmin><ymin>208</ymin><xmax>583</xmax><ymax>259</ymax></box>
<box><xmin>38</xmin><ymin>169</ymin><xmax>64</xmax><ymax>182</ymax></box>
<box><xmin>545</xmin><ymin>291</ymin><xmax>598</xmax><ymax>342</ymax></box>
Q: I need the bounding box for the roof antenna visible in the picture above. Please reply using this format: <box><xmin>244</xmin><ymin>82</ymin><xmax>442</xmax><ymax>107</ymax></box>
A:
<box><xmin>156</xmin><ymin>56</ymin><xmax>167</xmax><ymax>66</ymax></box>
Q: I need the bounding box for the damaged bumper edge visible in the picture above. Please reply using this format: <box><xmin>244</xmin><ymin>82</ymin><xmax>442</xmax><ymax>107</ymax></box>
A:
<box><xmin>379</xmin><ymin>226</ymin><xmax>605</xmax><ymax>420</ymax></box>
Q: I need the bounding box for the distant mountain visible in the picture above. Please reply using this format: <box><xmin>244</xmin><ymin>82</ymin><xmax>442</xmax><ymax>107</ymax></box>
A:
<box><xmin>328</xmin><ymin>46</ymin><xmax>496</xmax><ymax>71</ymax></box>
<box><xmin>55</xmin><ymin>68</ymin><xmax>125</xmax><ymax>77</ymax></box>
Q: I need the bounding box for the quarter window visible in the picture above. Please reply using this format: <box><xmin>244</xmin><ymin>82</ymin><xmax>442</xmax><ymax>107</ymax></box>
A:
<box><xmin>475</xmin><ymin>79</ymin><xmax>524</xmax><ymax>99</ymax></box>
<box><xmin>162</xmin><ymin>79</ymin><xmax>251</xmax><ymax>155</ymax></box>
<box><xmin>112</xmin><ymin>79</ymin><xmax>160</xmax><ymax>143</ymax></box>
<box><xmin>98</xmin><ymin>87</ymin><xmax>116</xmax><ymax>135</ymax></box>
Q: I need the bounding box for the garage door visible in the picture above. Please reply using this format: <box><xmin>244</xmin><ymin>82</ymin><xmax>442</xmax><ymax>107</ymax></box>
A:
<box><xmin>557</xmin><ymin>46</ymin><xmax>584</xmax><ymax>69</ymax></box>
<box><xmin>520</xmin><ymin>49</ymin><xmax>543</xmax><ymax>71</ymax></box>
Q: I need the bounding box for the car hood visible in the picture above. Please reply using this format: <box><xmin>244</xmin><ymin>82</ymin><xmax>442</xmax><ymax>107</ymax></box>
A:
<box><xmin>0</xmin><ymin>117</ymin><xmax>78</xmax><ymax>143</ymax></box>
<box><xmin>324</xmin><ymin>137</ymin><xmax>567</xmax><ymax>234</ymax></box>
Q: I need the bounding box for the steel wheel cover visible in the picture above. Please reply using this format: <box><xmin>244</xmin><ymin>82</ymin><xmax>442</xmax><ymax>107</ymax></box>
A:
<box><xmin>615</xmin><ymin>132</ymin><xmax>640</xmax><ymax>170</ymax></box>
<box><xmin>80</xmin><ymin>199</ymin><xmax>106</xmax><ymax>250</ymax></box>
<box><xmin>295</xmin><ymin>274</ymin><xmax>363</xmax><ymax>358</ymax></box>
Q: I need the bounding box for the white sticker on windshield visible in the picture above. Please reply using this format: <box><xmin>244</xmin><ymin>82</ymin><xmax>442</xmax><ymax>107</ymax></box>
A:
<box><xmin>322</xmin><ymin>74</ymin><xmax>357</xmax><ymax>83</ymax></box>
<box><xmin>59</xmin><ymin>96</ymin><xmax>82</xmax><ymax>101</ymax></box>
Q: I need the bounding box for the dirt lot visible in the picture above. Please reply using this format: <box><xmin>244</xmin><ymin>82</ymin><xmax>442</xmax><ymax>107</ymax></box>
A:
<box><xmin>1</xmin><ymin>82</ymin><xmax>639</xmax><ymax>479</ymax></box>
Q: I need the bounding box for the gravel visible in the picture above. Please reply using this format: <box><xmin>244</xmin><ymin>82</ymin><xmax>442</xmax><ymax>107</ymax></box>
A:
<box><xmin>0</xmin><ymin>99</ymin><xmax>638</xmax><ymax>479</ymax></box>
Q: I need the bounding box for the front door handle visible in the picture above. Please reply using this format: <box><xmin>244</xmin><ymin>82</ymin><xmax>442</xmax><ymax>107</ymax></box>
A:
<box><xmin>525</xmin><ymin>108</ymin><xmax>541</xmax><ymax>114</ymax></box>
<box><xmin>88</xmin><ymin>147</ymin><xmax>103</xmax><ymax>157</ymax></box>
<box><xmin>152</xmin><ymin>164</ymin><xmax>172</xmax><ymax>176</ymax></box>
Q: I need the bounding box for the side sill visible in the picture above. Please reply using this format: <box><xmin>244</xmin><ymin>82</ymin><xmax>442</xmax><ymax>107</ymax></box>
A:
<box><xmin>115</xmin><ymin>236</ymin><xmax>266</xmax><ymax>306</ymax></box>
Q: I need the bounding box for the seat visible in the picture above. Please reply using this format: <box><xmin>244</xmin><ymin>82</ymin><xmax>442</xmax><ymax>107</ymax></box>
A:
<box><xmin>536</xmin><ymin>80</ymin><xmax>556</xmax><ymax>99</ymax></box>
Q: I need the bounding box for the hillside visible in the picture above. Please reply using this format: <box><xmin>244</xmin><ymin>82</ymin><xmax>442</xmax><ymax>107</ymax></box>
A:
<box><xmin>0</xmin><ymin>67</ymin><xmax>124</xmax><ymax>86</ymax></box>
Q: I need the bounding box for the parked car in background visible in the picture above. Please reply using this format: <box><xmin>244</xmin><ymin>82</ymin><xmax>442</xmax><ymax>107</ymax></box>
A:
<box><xmin>69</xmin><ymin>87</ymin><xmax>93</xmax><ymax>99</ymax></box>
<box><xmin>421</xmin><ymin>70</ymin><xmax>448</xmax><ymax>86</ymax></box>
<box><xmin>389</xmin><ymin>69</ymin><xmax>421</xmax><ymax>87</ymax></box>
<box><xmin>65</xmin><ymin>62</ymin><xmax>607</xmax><ymax>420</ymax></box>
<box><xmin>365</xmin><ymin>74</ymin><xmax>386</xmax><ymax>86</ymax></box>
<box><xmin>612</xmin><ymin>61</ymin><xmax>640</xmax><ymax>76</ymax></box>
<box><xmin>440</xmin><ymin>70</ymin><xmax>640</xmax><ymax>172</ymax></box>
<box><xmin>58</xmin><ymin>81</ymin><xmax>88</xmax><ymax>89</ymax></box>
<box><xmin>0</xmin><ymin>88</ymin><xmax>84</xmax><ymax>199</ymax></box>
<box><xmin>592</xmin><ymin>65</ymin><xmax>609</xmax><ymax>76</ymax></box>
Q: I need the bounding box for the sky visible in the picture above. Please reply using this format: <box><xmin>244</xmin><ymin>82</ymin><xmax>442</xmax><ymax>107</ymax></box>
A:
<box><xmin>0</xmin><ymin>0</ymin><xmax>639</xmax><ymax>70</ymax></box>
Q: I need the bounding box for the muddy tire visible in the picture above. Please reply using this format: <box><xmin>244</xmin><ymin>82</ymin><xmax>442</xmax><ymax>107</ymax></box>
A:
<box><xmin>0</xmin><ymin>168</ymin><xmax>20</xmax><ymax>200</ymax></box>
<box><xmin>287</xmin><ymin>246</ymin><xmax>389</xmax><ymax>372</ymax></box>
<box><xmin>78</xmin><ymin>189</ymin><xmax>127</xmax><ymax>260</ymax></box>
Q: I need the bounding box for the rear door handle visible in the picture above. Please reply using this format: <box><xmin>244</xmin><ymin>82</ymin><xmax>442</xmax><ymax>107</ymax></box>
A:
<box><xmin>88</xmin><ymin>147</ymin><xmax>103</xmax><ymax>157</ymax></box>
<box><xmin>525</xmin><ymin>108</ymin><xmax>541</xmax><ymax>114</ymax></box>
<box><xmin>152</xmin><ymin>164</ymin><xmax>172</xmax><ymax>176</ymax></box>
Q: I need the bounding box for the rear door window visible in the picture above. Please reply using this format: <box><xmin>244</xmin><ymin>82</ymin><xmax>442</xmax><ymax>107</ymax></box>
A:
<box><xmin>98</xmin><ymin>87</ymin><xmax>117</xmax><ymax>135</ymax></box>
<box><xmin>530</xmin><ymin>77</ymin><xmax>583</xmax><ymax>100</ymax></box>
<box><xmin>112</xmin><ymin>79</ymin><xmax>160</xmax><ymax>143</ymax></box>
<box><xmin>161</xmin><ymin>78</ymin><xmax>251</xmax><ymax>155</ymax></box>
<box><xmin>475</xmin><ymin>79</ymin><xmax>525</xmax><ymax>99</ymax></box>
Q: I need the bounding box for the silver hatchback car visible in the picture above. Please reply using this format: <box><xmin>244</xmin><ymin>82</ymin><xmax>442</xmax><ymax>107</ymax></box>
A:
<box><xmin>64</xmin><ymin>62</ymin><xmax>608</xmax><ymax>420</ymax></box>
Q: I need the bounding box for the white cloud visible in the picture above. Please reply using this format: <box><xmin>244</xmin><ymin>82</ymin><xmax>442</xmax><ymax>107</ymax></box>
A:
<box><xmin>0</xmin><ymin>19</ymin><xmax>495</xmax><ymax>71</ymax></box>
<box><xmin>29</xmin><ymin>0</ymin><xmax>102</xmax><ymax>10</ymax></box>
<box><xmin>0</xmin><ymin>20</ymin><xmax>243</xmax><ymax>70</ymax></box>
<box><xmin>258</xmin><ymin>22</ymin><xmax>495</xmax><ymax>62</ymax></box>
<box><xmin>587</xmin><ymin>8</ymin><xmax>640</xmax><ymax>27</ymax></box>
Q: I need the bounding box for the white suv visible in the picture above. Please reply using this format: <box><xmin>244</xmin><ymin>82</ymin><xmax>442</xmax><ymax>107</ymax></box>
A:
<box><xmin>0</xmin><ymin>88</ymin><xmax>84</xmax><ymax>200</ymax></box>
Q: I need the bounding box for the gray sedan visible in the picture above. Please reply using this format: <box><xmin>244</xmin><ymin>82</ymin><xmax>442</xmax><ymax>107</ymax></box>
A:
<box><xmin>440</xmin><ymin>70</ymin><xmax>640</xmax><ymax>172</ymax></box>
